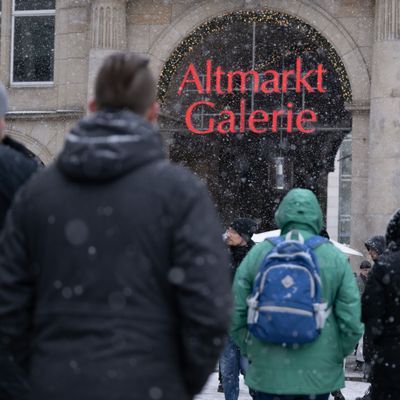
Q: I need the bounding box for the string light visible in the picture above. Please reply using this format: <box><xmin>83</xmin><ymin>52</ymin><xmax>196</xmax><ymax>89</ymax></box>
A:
<box><xmin>157</xmin><ymin>10</ymin><xmax>352</xmax><ymax>103</ymax></box>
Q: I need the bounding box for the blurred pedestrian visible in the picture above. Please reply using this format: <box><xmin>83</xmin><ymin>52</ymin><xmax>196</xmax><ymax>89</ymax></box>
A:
<box><xmin>354</xmin><ymin>261</ymin><xmax>371</xmax><ymax>373</ymax></box>
<box><xmin>356</xmin><ymin>260</ymin><xmax>372</xmax><ymax>296</ymax></box>
<box><xmin>361</xmin><ymin>210</ymin><xmax>400</xmax><ymax>400</ymax></box>
<box><xmin>231</xmin><ymin>188</ymin><xmax>363</xmax><ymax>400</ymax></box>
<box><xmin>219</xmin><ymin>218</ymin><xmax>257</xmax><ymax>400</ymax></box>
<box><xmin>0</xmin><ymin>82</ymin><xmax>39</xmax><ymax>229</ymax></box>
<box><xmin>0</xmin><ymin>82</ymin><xmax>38</xmax><ymax>400</ymax></box>
<box><xmin>356</xmin><ymin>237</ymin><xmax>386</xmax><ymax>400</ymax></box>
<box><xmin>0</xmin><ymin>53</ymin><xmax>232</xmax><ymax>400</ymax></box>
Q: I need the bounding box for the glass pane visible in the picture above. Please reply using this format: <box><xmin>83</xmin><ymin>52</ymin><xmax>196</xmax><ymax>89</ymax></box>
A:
<box><xmin>15</xmin><ymin>0</ymin><xmax>55</xmax><ymax>11</ymax></box>
<box><xmin>13</xmin><ymin>16</ymin><xmax>55</xmax><ymax>82</ymax></box>
<box><xmin>339</xmin><ymin>180</ymin><xmax>352</xmax><ymax>216</ymax></box>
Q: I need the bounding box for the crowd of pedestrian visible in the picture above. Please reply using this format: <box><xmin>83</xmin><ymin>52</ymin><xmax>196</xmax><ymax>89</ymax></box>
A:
<box><xmin>0</xmin><ymin>52</ymin><xmax>399</xmax><ymax>400</ymax></box>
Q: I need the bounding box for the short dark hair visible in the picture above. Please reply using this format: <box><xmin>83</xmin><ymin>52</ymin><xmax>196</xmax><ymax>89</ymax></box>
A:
<box><xmin>360</xmin><ymin>260</ymin><xmax>371</xmax><ymax>270</ymax></box>
<box><xmin>95</xmin><ymin>52</ymin><xmax>156</xmax><ymax>115</ymax></box>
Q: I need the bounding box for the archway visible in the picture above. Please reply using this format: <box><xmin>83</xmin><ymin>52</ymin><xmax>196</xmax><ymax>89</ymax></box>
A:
<box><xmin>159</xmin><ymin>10</ymin><xmax>353</xmax><ymax>230</ymax></box>
<box><xmin>6</xmin><ymin>129</ymin><xmax>50</xmax><ymax>164</ymax></box>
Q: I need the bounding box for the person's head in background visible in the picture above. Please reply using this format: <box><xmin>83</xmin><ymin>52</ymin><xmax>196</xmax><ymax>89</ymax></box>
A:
<box><xmin>364</xmin><ymin>235</ymin><xmax>386</xmax><ymax>262</ymax></box>
<box><xmin>359</xmin><ymin>260</ymin><xmax>372</xmax><ymax>277</ymax></box>
<box><xmin>88</xmin><ymin>52</ymin><xmax>158</xmax><ymax>124</ymax></box>
<box><xmin>224</xmin><ymin>218</ymin><xmax>257</xmax><ymax>247</ymax></box>
<box><xmin>0</xmin><ymin>82</ymin><xmax>8</xmax><ymax>141</ymax></box>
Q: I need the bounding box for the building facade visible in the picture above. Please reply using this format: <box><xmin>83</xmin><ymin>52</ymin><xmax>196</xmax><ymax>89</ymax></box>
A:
<box><xmin>0</xmin><ymin>0</ymin><xmax>399</xmax><ymax>261</ymax></box>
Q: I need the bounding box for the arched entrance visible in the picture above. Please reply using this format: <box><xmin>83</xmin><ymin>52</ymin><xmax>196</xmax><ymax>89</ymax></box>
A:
<box><xmin>6</xmin><ymin>129</ymin><xmax>51</xmax><ymax>165</ymax></box>
<box><xmin>159</xmin><ymin>10</ymin><xmax>352</xmax><ymax>230</ymax></box>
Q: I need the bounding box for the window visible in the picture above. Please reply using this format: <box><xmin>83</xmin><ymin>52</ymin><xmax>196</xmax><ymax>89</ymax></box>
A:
<box><xmin>11</xmin><ymin>0</ymin><xmax>55</xmax><ymax>84</ymax></box>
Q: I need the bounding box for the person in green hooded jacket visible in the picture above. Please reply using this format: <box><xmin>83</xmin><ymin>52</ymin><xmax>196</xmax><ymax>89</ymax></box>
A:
<box><xmin>231</xmin><ymin>188</ymin><xmax>364</xmax><ymax>400</ymax></box>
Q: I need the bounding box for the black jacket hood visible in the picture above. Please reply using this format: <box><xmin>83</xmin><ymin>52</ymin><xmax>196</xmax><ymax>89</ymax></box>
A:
<box><xmin>57</xmin><ymin>110</ymin><xmax>164</xmax><ymax>181</ymax></box>
<box><xmin>386</xmin><ymin>209</ymin><xmax>400</xmax><ymax>250</ymax></box>
<box><xmin>364</xmin><ymin>235</ymin><xmax>386</xmax><ymax>256</ymax></box>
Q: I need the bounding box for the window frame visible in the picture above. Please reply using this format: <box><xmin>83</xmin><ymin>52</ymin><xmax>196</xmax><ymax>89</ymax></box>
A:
<box><xmin>10</xmin><ymin>0</ymin><xmax>56</xmax><ymax>86</ymax></box>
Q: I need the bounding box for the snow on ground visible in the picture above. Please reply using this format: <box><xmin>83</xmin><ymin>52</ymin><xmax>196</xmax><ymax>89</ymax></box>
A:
<box><xmin>195</xmin><ymin>373</ymin><xmax>370</xmax><ymax>400</ymax></box>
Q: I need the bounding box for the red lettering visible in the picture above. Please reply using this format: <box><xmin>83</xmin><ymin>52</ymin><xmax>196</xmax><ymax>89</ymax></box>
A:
<box><xmin>227</xmin><ymin>70</ymin><xmax>259</xmax><ymax>94</ymax></box>
<box><xmin>297</xmin><ymin>110</ymin><xmax>317</xmax><ymax>133</ymax></box>
<box><xmin>261</xmin><ymin>70</ymin><xmax>280</xmax><ymax>94</ymax></box>
<box><xmin>282</xmin><ymin>69</ymin><xmax>295</xmax><ymax>93</ymax></box>
<box><xmin>214</xmin><ymin>66</ymin><xmax>225</xmax><ymax>95</ymax></box>
<box><xmin>178</xmin><ymin>64</ymin><xmax>204</xmax><ymax>95</ymax></box>
<box><xmin>185</xmin><ymin>101</ymin><xmax>215</xmax><ymax>134</ymax></box>
<box><xmin>240</xmin><ymin>98</ymin><xmax>246</xmax><ymax>133</ymax></box>
<box><xmin>316</xmin><ymin>64</ymin><xmax>327</xmax><ymax>93</ymax></box>
<box><xmin>249</xmin><ymin>110</ymin><xmax>269</xmax><ymax>134</ymax></box>
<box><xmin>286</xmin><ymin>102</ymin><xmax>294</xmax><ymax>133</ymax></box>
<box><xmin>206</xmin><ymin>59</ymin><xmax>212</xmax><ymax>94</ymax></box>
<box><xmin>295</xmin><ymin>58</ymin><xmax>314</xmax><ymax>93</ymax></box>
<box><xmin>217</xmin><ymin>111</ymin><xmax>236</xmax><ymax>134</ymax></box>
<box><xmin>272</xmin><ymin>109</ymin><xmax>285</xmax><ymax>133</ymax></box>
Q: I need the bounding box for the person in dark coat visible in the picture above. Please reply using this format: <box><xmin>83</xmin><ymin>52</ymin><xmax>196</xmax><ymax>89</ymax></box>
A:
<box><xmin>361</xmin><ymin>211</ymin><xmax>400</xmax><ymax>400</ymax></box>
<box><xmin>356</xmin><ymin>260</ymin><xmax>372</xmax><ymax>296</ymax></box>
<box><xmin>219</xmin><ymin>218</ymin><xmax>257</xmax><ymax>400</ymax></box>
<box><xmin>356</xmin><ymin>236</ymin><xmax>386</xmax><ymax>400</ymax></box>
<box><xmin>0</xmin><ymin>53</ymin><xmax>232</xmax><ymax>400</ymax></box>
<box><xmin>0</xmin><ymin>82</ymin><xmax>39</xmax><ymax>229</ymax></box>
<box><xmin>0</xmin><ymin>82</ymin><xmax>37</xmax><ymax>400</ymax></box>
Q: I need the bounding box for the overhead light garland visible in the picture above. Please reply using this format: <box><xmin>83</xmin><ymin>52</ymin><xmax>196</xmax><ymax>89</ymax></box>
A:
<box><xmin>157</xmin><ymin>10</ymin><xmax>352</xmax><ymax>104</ymax></box>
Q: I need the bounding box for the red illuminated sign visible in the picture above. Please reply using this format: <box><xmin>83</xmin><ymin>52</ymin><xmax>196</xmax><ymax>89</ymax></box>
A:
<box><xmin>178</xmin><ymin>58</ymin><xmax>327</xmax><ymax>134</ymax></box>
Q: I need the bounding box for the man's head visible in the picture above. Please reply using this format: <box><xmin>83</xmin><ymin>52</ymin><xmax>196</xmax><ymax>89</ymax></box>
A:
<box><xmin>364</xmin><ymin>235</ymin><xmax>386</xmax><ymax>261</ymax></box>
<box><xmin>359</xmin><ymin>260</ymin><xmax>371</xmax><ymax>277</ymax></box>
<box><xmin>0</xmin><ymin>82</ymin><xmax>8</xmax><ymax>141</ymax></box>
<box><xmin>224</xmin><ymin>218</ymin><xmax>257</xmax><ymax>246</ymax></box>
<box><xmin>89</xmin><ymin>52</ymin><xmax>158</xmax><ymax>122</ymax></box>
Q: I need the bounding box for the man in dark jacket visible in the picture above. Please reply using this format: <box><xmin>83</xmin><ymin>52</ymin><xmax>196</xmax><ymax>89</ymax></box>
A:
<box><xmin>0</xmin><ymin>82</ymin><xmax>37</xmax><ymax>400</ymax></box>
<box><xmin>356</xmin><ymin>236</ymin><xmax>386</xmax><ymax>400</ymax></box>
<box><xmin>361</xmin><ymin>211</ymin><xmax>400</xmax><ymax>400</ymax></box>
<box><xmin>220</xmin><ymin>218</ymin><xmax>257</xmax><ymax>400</ymax></box>
<box><xmin>0</xmin><ymin>82</ymin><xmax>38</xmax><ymax>229</ymax></box>
<box><xmin>0</xmin><ymin>53</ymin><xmax>232</xmax><ymax>400</ymax></box>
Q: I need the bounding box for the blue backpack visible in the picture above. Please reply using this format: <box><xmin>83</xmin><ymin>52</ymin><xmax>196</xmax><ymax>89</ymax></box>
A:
<box><xmin>247</xmin><ymin>230</ymin><xmax>331</xmax><ymax>345</ymax></box>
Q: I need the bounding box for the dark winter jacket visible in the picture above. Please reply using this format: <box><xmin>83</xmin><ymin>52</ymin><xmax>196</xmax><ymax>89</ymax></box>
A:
<box><xmin>0</xmin><ymin>110</ymin><xmax>232</xmax><ymax>400</ymax></box>
<box><xmin>228</xmin><ymin>240</ymin><xmax>255</xmax><ymax>281</ymax></box>
<box><xmin>362</xmin><ymin>210</ymin><xmax>400</xmax><ymax>399</ymax></box>
<box><xmin>362</xmin><ymin>235</ymin><xmax>386</xmax><ymax>364</ymax></box>
<box><xmin>0</xmin><ymin>137</ymin><xmax>38</xmax><ymax>228</ymax></box>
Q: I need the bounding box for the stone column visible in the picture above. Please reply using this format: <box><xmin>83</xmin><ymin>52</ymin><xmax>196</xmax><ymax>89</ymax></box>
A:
<box><xmin>0</xmin><ymin>0</ymin><xmax>12</xmax><ymax>85</ymax></box>
<box><xmin>87</xmin><ymin>0</ymin><xmax>128</xmax><ymax>99</ymax></box>
<box><xmin>367</xmin><ymin>0</ymin><xmax>400</xmax><ymax>237</ymax></box>
<box><xmin>347</xmin><ymin>102</ymin><xmax>370</xmax><ymax>266</ymax></box>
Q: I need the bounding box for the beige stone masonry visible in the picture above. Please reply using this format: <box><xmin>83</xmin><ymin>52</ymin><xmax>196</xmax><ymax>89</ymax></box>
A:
<box><xmin>127</xmin><ymin>0</ymin><xmax>172</xmax><ymax>25</ymax></box>
<box><xmin>375</xmin><ymin>0</ymin><xmax>400</xmax><ymax>41</ymax></box>
<box><xmin>91</xmin><ymin>0</ymin><xmax>127</xmax><ymax>49</ymax></box>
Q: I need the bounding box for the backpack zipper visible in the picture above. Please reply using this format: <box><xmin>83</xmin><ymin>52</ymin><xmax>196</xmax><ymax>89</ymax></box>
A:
<box><xmin>259</xmin><ymin>305</ymin><xmax>313</xmax><ymax>317</ymax></box>
<box><xmin>260</xmin><ymin>264</ymin><xmax>315</xmax><ymax>298</ymax></box>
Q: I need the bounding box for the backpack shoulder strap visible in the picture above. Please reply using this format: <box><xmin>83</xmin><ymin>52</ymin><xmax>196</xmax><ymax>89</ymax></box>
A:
<box><xmin>305</xmin><ymin>235</ymin><xmax>330</xmax><ymax>250</ymax></box>
<box><xmin>265</xmin><ymin>236</ymin><xmax>284</xmax><ymax>246</ymax></box>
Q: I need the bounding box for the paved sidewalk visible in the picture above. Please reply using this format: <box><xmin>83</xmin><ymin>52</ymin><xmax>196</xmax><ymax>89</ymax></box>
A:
<box><xmin>195</xmin><ymin>373</ymin><xmax>369</xmax><ymax>400</ymax></box>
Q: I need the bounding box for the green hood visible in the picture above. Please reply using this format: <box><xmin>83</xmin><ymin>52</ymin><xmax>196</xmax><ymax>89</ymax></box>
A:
<box><xmin>274</xmin><ymin>188</ymin><xmax>323</xmax><ymax>235</ymax></box>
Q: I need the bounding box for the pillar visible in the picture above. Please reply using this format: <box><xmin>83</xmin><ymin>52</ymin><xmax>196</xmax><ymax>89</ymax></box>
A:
<box><xmin>367</xmin><ymin>0</ymin><xmax>400</xmax><ymax>237</ymax></box>
<box><xmin>87</xmin><ymin>0</ymin><xmax>128</xmax><ymax>99</ymax></box>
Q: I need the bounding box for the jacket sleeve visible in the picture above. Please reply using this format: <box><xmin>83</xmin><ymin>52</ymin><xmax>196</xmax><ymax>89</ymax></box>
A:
<box><xmin>171</xmin><ymin>180</ymin><xmax>232</xmax><ymax>396</ymax></box>
<box><xmin>333</xmin><ymin>253</ymin><xmax>364</xmax><ymax>356</ymax></box>
<box><xmin>0</xmin><ymin>189</ymin><xmax>32</xmax><ymax>398</ymax></box>
<box><xmin>361</xmin><ymin>261</ymin><xmax>386</xmax><ymax>343</ymax></box>
<box><xmin>230</xmin><ymin>243</ymin><xmax>268</xmax><ymax>354</ymax></box>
